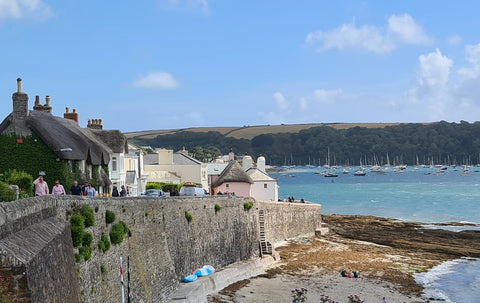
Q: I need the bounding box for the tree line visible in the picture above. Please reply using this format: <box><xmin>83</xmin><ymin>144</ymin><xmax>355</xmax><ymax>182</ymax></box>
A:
<box><xmin>131</xmin><ymin>121</ymin><xmax>480</xmax><ymax>166</ymax></box>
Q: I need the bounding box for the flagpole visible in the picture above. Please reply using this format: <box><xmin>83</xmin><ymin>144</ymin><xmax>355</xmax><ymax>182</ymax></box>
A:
<box><xmin>127</xmin><ymin>256</ymin><xmax>131</xmax><ymax>303</ymax></box>
<box><xmin>120</xmin><ymin>257</ymin><xmax>125</xmax><ymax>303</ymax></box>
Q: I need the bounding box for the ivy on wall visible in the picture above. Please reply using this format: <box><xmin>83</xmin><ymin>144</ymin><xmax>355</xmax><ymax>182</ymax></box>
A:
<box><xmin>0</xmin><ymin>133</ymin><xmax>79</xmax><ymax>192</ymax></box>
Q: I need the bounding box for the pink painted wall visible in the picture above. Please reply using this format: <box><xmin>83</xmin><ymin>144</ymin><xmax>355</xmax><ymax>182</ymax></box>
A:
<box><xmin>213</xmin><ymin>182</ymin><xmax>251</xmax><ymax>197</ymax></box>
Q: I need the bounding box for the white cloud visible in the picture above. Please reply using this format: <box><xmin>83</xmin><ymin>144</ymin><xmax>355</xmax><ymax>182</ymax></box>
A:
<box><xmin>132</xmin><ymin>72</ymin><xmax>180</xmax><ymax>89</ymax></box>
<box><xmin>164</xmin><ymin>0</ymin><xmax>209</xmax><ymax>13</ymax></box>
<box><xmin>273</xmin><ymin>92</ymin><xmax>289</xmax><ymax>110</ymax></box>
<box><xmin>306</xmin><ymin>22</ymin><xmax>394</xmax><ymax>54</ymax></box>
<box><xmin>458</xmin><ymin>43</ymin><xmax>480</xmax><ymax>80</ymax></box>
<box><xmin>312</xmin><ymin>89</ymin><xmax>344</xmax><ymax>104</ymax></box>
<box><xmin>0</xmin><ymin>0</ymin><xmax>53</xmax><ymax>20</ymax></box>
<box><xmin>416</xmin><ymin>49</ymin><xmax>452</xmax><ymax>89</ymax></box>
<box><xmin>388</xmin><ymin>14</ymin><xmax>432</xmax><ymax>45</ymax></box>
<box><xmin>306</xmin><ymin>13</ymin><xmax>432</xmax><ymax>54</ymax></box>
<box><xmin>447</xmin><ymin>35</ymin><xmax>462</xmax><ymax>46</ymax></box>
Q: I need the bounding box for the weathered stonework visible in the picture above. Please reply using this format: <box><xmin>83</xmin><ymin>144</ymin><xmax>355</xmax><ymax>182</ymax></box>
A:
<box><xmin>0</xmin><ymin>196</ymin><xmax>322</xmax><ymax>302</ymax></box>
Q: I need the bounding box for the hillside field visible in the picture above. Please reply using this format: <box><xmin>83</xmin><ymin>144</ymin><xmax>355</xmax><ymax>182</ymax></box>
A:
<box><xmin>125</xmin><ymin>122</ymin><xmax>402</xmax><ymax>140</ymax></box>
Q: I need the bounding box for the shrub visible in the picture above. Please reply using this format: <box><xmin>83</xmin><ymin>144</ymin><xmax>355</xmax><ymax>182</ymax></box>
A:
<box><xmin>79</xmin><ymin>246</ymin><xmax>92</xmax><ymax>261</ymax></box>
<box><xmin>243</xmin><ymin>201</ymin><xmax>254</xmax><ymax>210</ymax></box>
<box><xmin>81</xmin><ymin>204</ymin><xmax>95</xmax><ymax>228</ymax></box>
<box><xmin>119</xmin><ymin>221</ymin><xmax>129</xmax><ymax>234</ymax></box>
<box><xmin>74</xmin><ymin>253</ymin><xmax>83</xmax><ymax>263</ymax></box>
<box><xmin>214</xmin><ymin>204</ymin><xmax>222</xmax><ymax>213</ymax></box>
<box><xmin>3</xmin><ymin>169</ymin><xmax>34</xmax><ymax>193</ymax></box>
<box><xmin>185</xmin><ymin>211</ymin><xmax>193</xmax><ymax>222</ymax></box>
<box><xmin>82</xmin><ymin>232</ymin><xmax>93</xmax><ymax>247</ymax></box>
<box><xmin>110</xmin><ymin>222</ymin><xmax>129</xmax><ymax>245</ymax></box>
<box><xmin>0</xmin><ymin>181</ymin><xmax>15</xmax><ymax>202</ymax></box>
<box><xmin>70</xmin><ymin>214</ymin><xmax>85</xmax><ymax>248</ymax></box>
<box><xmin>105</xmin><ymin>210</ymin><xmax>116</xmax><ymax>224</ymax></box>
<box><xmin>98</xmin><ymin>233</ymin><xmax>111</xmax><ymax>253</ymax></box>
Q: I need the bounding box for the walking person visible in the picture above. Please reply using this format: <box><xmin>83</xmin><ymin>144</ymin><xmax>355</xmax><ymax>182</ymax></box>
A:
<box><xmin>52</xmin><ymin>180</ymin><xmax>66</xmax><ymax>195</ymax></box>
<box><xmin>70</xmin><ymin>180</ymin><xmax>82</xmax><ymax>195</ymax></box>
<box><xmin>33</xmin><ymin>175</ymin><xmax>49</xmax><ymax>196</ymax></box>
<box><xmin>86</xmin><ymin>183</ymin><xmax>97</xmax><ymax>196</ymax></box>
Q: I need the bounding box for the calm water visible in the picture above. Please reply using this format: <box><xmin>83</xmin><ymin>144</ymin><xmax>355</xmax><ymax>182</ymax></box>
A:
<box><xmin>271</xmin><ymin>166</ymin><xmax>480</xmax><ymax>303</ymax></box>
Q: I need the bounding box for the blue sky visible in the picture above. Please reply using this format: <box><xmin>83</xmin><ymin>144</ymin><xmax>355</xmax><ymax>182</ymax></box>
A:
<box><xmin>1</xmin><ymin>1</ymin><xmax>480</xmax><ymax>132</ymax></box>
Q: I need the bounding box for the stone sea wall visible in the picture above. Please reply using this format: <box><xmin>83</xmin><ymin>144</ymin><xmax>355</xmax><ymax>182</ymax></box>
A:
<box><xmin>0</xmin><ymin>196</ymin><xmax>322</xmax><ymax>302</ymax></box>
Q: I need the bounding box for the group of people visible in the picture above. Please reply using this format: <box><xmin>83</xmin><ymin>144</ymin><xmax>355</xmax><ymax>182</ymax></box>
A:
<box><xmin>341</xmin><ymin>269</ymin><xmax>359</xmax><ymax>278</ymax></box>
<box><xmin>33</xmin><ymin>176</ymin><xmax>126</xmax><ymax>197</ymax></box>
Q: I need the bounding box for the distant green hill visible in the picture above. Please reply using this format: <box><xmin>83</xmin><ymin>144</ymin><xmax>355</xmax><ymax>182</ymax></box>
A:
<box><xmin>125</xmin><ymin>122</ymin><xmax>402</xmax><ymax>140</ymax></box>
<box><xmin>128</xmin><ymin>121</ymin><xmax>480</xmax><ymax>166</ymax></box>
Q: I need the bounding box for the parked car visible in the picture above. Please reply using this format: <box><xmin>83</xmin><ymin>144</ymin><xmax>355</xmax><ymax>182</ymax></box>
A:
<box><xmin>141</xmin><ymin>189</ymin><xmax>165</xmax><ymax>197</ymax></box>
<box><xmin>179</xmin><ymin>186</ymin><xmax>207</xmax><ymax>197</ymax></box>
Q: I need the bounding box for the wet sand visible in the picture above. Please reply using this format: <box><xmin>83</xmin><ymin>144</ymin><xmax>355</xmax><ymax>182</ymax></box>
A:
<box><xmin>208</xmin><ymin>215</ymin><xmax>480</xmax><ymax>302</ymax></box>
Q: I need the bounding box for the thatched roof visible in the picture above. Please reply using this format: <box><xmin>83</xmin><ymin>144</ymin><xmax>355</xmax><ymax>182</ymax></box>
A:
<box><xmin>25</xmin><ymin>111</ymin><xmax>111</xmax><ymax>165</ymax></box>
<box><xmin>89</xmin><ymin>129</ymin><xmax>128</xmax><ymax>154</ymax></box>
<box><xmin>211</xmin><ymin>161</ymin><xmax>254</xmax><ymax>188</ymax></box>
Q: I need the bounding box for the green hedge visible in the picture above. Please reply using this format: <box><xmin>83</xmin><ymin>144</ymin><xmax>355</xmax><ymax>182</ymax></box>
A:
<box><xmin>146</xmin><ymin>182</ymin><xmax>180</xmax><ymax>192</ymax></box>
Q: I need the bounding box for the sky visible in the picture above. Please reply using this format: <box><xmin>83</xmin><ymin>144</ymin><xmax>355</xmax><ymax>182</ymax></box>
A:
<box><xmin>1</xmin><ymin>1</ymin><xmax>480</xmax><ymax>133</ymax></box>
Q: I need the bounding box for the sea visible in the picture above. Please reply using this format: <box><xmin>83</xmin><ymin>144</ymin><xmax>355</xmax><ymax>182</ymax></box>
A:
<box><xmin>270</xmin><ymin>165</ymin><xmax>480</xmax><ymax>303</ymax></box>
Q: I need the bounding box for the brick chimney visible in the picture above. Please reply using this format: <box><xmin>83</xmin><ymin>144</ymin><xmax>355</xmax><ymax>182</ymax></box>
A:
<box><xmin>33</xmin><ymin>95</ymin><xmax>52</xmax><ymax>114</ymax></box>
<box><xmin>87</xmin><ymin>118</ymin><xmax>103</xmax><ymax>130</ymax></box>
<box><xmin>64</xmin><ymin>107</ymin><xmax>79</xmax><ymax>124</ymax></box>
<box><xmin>12</xmin><ymin>78</ymin><xmax>29</xmax><ymax>120</ymax></box>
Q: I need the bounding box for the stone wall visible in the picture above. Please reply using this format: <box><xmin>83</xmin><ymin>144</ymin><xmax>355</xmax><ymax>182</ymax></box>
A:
<box><xmin>0</xmin><ymin>196</ymin><xmax>321</xmax><ymax>303</ymax></box>
<box><xmin>260</xmin><ymin>201</ymin><xmax>323</xmax><ymax>246</ymax></box>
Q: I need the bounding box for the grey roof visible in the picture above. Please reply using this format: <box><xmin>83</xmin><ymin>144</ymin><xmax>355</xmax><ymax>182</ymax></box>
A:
<box><xmin>143</xmin><ymin>153</ymin><xmax>159</xmax><ymax>165</ymax></box>
<box><xmin>25</xmin><ymin>111</ymin><xmax>111</xmax><ymax>165</ymax></box>
<box><xmin>207</xmin><ymin>163</ymin><xmax>228</xmax><ymax>175</ymax></box>
<box><xmin>173</xmin><ymin>152</ymin><xmax>203</xmax><ymax>165</ymax></box>
<box><xmin>125</xmin><ymin>170</ymin><xmax>136</xmax><ymax>184</ymax></box>
<box><xmin>211</xmin><ymin>161</ymin><xmax>254</xmax><ymax>188</ymax></box>
<box><xmin>246</xmin><ymin>167</ymin><xmax>276</xmax><ymax>182</ymax></box>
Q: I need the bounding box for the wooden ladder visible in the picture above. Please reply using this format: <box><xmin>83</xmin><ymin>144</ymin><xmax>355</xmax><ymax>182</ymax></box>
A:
<box><xmin>259</xmin><ymin>209</ymin><xmax>272</xmax><ymax>256</ymax></box>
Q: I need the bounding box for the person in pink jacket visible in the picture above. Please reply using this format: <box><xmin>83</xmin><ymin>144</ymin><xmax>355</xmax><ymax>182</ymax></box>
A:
<box><xmin>52</xmin><ymin>180</ymin><xmax>66</xmax><ymax>195</ymax></box>
<box><xmin>33</xmin><ymin>176</ymin><xmax>49</xmax><ymax>196</ymax></box>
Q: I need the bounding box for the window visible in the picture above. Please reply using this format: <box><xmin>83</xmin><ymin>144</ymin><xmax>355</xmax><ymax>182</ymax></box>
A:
<box><xmin>226</xmin><ymin>184</ymin><xmax>230</xmax><ymax>188</ymax></box>
<box><xmin>264</xmin><ymin>183</ymin><xmax>268</xmax><ymax>189</ymax></box>
<box><xmin>112</xmin><ymin>157</ymin><xmax>117</xmax><ymax>171</ymax></box>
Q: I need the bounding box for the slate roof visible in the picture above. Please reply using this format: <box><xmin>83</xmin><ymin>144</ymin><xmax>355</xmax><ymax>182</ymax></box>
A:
<box><xmin>174</xmin><ymin>152</ymin><xmax>203</xmax><ymax>165</ymax></box>
<box><xmin>246</xmin><ymin>167</ymin><xmax>277</xmax><ymax>182</ymax></box>
<box><xmin>143</xmin><ymin>153</ymin><xmax>159</xmax><ymax>165</ymax></box>
<box><xmin>211</xmin><ymin>161</ymin><xmax>254</xmax><ymax>188</ymax></box>
<box><xmin>125</xmin><ymin>170</ymin><xmax>136</xmax><ymax>184</ymax></box>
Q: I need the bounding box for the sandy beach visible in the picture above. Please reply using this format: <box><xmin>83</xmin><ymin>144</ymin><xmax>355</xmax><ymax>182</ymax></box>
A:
<box><xmin>208</xmin><ymin>215</ymin><xmax>480</xmax><ymax>302</ymax></box>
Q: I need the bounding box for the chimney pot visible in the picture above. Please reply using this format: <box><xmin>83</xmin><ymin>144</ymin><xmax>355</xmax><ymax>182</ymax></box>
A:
<box><xmin>73</xmin><ymin>109</ymin><xmax>77</xmax><ymax>113</ymax></box>
<box><xmin>16</xmin><ymin>78</ymin><xmax>22</xmax><ymax>93</ymax></box>
<box><xmin>65</xmin><ymin>107</ymin><xmax>70</xmax><ymax>113</ymax></box>
<box><xmin>35</xmin><ymin>95</ymin><xmax>40</xmax><ymax>106</ymax></box>
<box><xmin>45</xmin><ymin>96</ymin><xmax>51</xmax><ymax>106</ymax></box>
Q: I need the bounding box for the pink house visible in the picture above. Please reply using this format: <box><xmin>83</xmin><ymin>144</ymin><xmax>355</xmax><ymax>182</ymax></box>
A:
<box><xmin>211</xmin><ymin>161</ymin><xmax>254</xmax><ymax>197</ymax></box>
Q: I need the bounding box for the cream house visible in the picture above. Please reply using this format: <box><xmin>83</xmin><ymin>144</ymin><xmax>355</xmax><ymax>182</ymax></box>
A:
<box><xmin>143</xmin><ymin>148</ymin><xmax>208</xmax><ymax>188</ymax></box>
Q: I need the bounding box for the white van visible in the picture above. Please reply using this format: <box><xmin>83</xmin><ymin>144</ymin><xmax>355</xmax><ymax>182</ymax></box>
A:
<box><xmin>179</xmin><ymin>186</ymin><xmax>207</xmax><ymax>196</ymax></box>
